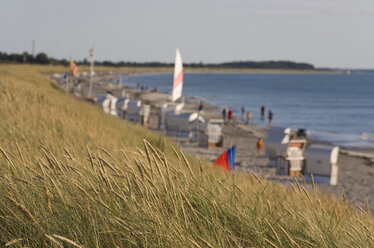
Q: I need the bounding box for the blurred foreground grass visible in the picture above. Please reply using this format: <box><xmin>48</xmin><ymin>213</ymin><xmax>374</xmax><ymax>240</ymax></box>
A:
<box><xmin>0</xmin><ymin>65</ymin><xmax>372</xmax><ymax>247</ymax></box>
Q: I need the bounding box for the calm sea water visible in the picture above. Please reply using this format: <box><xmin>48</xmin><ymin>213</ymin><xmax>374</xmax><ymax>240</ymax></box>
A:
<box><xmin>122</xmin><ymin>73</ymin><xmax>374</xmax><ymax>149</ymax></box>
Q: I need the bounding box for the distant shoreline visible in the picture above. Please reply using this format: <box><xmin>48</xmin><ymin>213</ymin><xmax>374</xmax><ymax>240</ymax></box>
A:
<box><xmin>120</xmin><ymin>68</ymin><xmax>340</xmax><ymax>77</ymax></box>
<box><xmin>14</xmin><ymin>63</ymin><xmax>340</xmax><ymax>76</ymax></box>
<box><xmin>183</xmin><ymin>68</ymin><xmax>340</xmax><ymax>74</ymax></box>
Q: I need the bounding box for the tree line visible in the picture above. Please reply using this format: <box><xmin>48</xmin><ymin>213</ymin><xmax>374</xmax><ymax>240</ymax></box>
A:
<box><xmin>0</xmin><ymin>51</ymin><xmax>314</xmax><ymax>70</ymax></box>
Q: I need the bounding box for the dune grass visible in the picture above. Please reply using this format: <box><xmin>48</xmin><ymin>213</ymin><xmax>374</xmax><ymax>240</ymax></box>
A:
<box><xmin>0</xmin><ymin>64</ymin><xmax>372</xmax><ymax>247</ymax></box>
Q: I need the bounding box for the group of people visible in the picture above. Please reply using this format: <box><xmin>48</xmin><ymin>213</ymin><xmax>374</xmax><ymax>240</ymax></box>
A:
<box><xmin>221</xmin><ymin>108</ymin><xmax>234</xmax><ymax>121</ymax></box>
<box><xmin>261</xmin><ymin>105</ymin><xmax>273</xmax><ymax>126</ymax></box>
<box><xmin>222</xmin><ymin>105</ymin><xmax>266</xmax><ymax>155</ymax></box>
<box><xmin>200</xmin><ymin>103</ymin><xmax>273</xmax><ymax>155</ymax></box>
<box><xmin>221</xmin><ymin>105</ymin><xmax>274</xmax><ymax>126</ymax></box>
<box><xmin>136</xmin><ymin>84</ymin><xmax>149</xmax><ymax>92</ymax></box>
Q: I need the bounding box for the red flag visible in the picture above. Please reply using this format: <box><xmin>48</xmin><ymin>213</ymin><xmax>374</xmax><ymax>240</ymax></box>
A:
<box><xmin>214</xmin><ymin>150</ymin><xmax>229</xmax><ymax>171</ymax></box>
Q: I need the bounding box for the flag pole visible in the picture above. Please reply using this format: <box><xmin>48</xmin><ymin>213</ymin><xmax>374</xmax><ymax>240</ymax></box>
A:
<box><xmin>88</xmin><ymin>43</ymin><xmax>96</xmax><ymax>98</ymax></box>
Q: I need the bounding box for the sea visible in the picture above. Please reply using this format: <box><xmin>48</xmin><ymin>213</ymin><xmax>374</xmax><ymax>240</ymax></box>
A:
<box><xmin>122</xmin><ymin>72</ymin><xmax>374</xmax><ymax>149</ymax></box>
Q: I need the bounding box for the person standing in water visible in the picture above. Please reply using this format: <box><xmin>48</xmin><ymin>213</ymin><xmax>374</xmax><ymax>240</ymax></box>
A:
<box><xmin>268</xmin><ymin>109</ymin><xmax>273</xmax><ymax>126</ymax></box>
<box><xmin>261</xmin><ymin>106</ymin><xmax>265</xmax><ymax>120</ymax></box>
<box><xmin>198</xmin><ymin>101</ymin><xmax>204</xmax><ymax>112</ymax></box>
<box><xmin>228</xmin><ymin>108</ymin><xmax>233</xmax><ymax>121</ymax></box>
<box><xmin>222</xmin><ymin>108</ymin><xmax>227</xmax><ymax>121</ymax></box>
<box><xmin>246</xmin><ymin>111</ymin><xmax>252</xmax><ymax>124</ymax></box>
<box><xmin>241</xmin><ymin>107</ymin><xmax>245</xmax><ymax>119</ymax></box>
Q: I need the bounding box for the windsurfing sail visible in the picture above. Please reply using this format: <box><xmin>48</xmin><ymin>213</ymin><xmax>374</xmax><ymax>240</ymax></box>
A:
<box><xmin>172</xmin><ymin>49</ymin><xmax>183</xmax><ymax>102</ymax></box>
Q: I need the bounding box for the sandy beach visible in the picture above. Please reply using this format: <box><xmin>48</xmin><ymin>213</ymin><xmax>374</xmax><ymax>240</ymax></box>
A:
<box><xmin>174</xmin><ymin>120</ymin><xmax>374</xmax><ymax>213</ymax></box>
<box><xmin>68</xmin><ymin>72</ymin><xmax>374</xmax><ymax>213</ymax></box>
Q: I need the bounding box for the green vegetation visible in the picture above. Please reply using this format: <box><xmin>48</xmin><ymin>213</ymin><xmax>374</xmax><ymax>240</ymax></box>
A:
<box><xmin>1</xmin><ymin>50</ymin><xmax>317</xmax><ymax>70</ymax></box>
<box><xmin>0</xmin><ymin>52</ymin><xmax>67</xmax><ymax>65</ymax></box>
<box><xmin>0</xmin><ymin>65</ymin><xmax>373</xmax><ymax>247</ymax></box>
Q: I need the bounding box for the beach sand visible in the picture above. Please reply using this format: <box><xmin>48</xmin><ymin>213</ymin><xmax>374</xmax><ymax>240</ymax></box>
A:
<box><xmin>168</xmin><ymin>120</ymin><xmax>374</xmax><ymax>213</ymax></box>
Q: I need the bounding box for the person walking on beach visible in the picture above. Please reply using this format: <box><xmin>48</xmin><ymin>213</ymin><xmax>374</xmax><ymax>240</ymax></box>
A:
<box><xmin>257</xmin><ymin>138</ymin><xmax>264</xmax><ymax>154</ymax></box>
<box><xmin>228</xmin><ymin>108</ymin><xmax>233</xmax><ymax>121</ymax></box>
<box><xmin>261</xmin><ymin>106</ymin><xmax>265</xmax><ymax>120</ymax></box>
<box><xmin>241</xmin><ymin>107</ymin><xmax>245</xmax><ymax>119</ymax></box>
<box><xmin>246</xmin><ymin>111</ymin><xmax>252</xmax><ymax>124</ymax></box>
<box><xmin>198</xmin><ymin>101</ymin><xmax>204</xmax><ymax>112</ymax></box>
<box><xmin>222</xmin><ymin>108</ymin><xmax>226</xmax><ymax>121</ymax></box>
<box><xmin>268</xmin><ymin>109</ymin><xmax>273</xmax><ymax>126</ymax></box>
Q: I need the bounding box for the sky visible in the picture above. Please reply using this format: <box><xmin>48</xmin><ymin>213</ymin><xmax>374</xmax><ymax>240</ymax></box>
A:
<box><xmin>1</xmin><ymin>0</ymin><xmax>374</xmax><ymax>68</ymax></box>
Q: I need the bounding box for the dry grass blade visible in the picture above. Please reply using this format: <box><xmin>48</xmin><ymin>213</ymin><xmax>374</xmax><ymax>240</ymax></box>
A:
<box><xmin>294</xmin><ymin>178</ymin><xmax>302</xmax><ymax>194</ymax></box>
<box><xmin>98</xmin><ymin>156</ymin><xmax>118</xmax><ymax>173</ymax></box>
<box><xmin>251</xmin><ymin>172</ymin><xmax>263</xmax><ymax>185</ymax></box>
<box><xmin>142</xmin><ymin>139</ymin><xmax>152</xmax><ymax>165</ymax></box>
<box><xmin>342</xmin><ymin>187</ymin><xmax>346</xmax><ymax>204</ymax></box>
<box><xmin>44</xmin><ymin>185</ymin><xmax>53</xmax><ymax>213</ymax></box>
<box><xmin>86</xmin><ymin>145</ymin><xmax>95</xmax><ymax>168</ymax></box>
<box><xmin>179</xmin><ymin>149</ymin><xmax>195</xmax><ymax>179</ymax></box>
<box><xmin>0</xmin><ymin>147</ymin><xmax>15</xmax><ymax>167</ymax></box>
<box><xmin>5</xmin><ymin>238</ymin><xmax>23</xmax><ymax>247</ymax></box>
<box><xmin>278</xmin><ymin>225</ymin><xmax>300</xmax><ymax>248</ymax></box>
<box><xmin>188</xmin><ymin>238</ymin><xmax>202</xmax><ymax>248</ymax></box>
<box><xmin>45</xmin><ymin>234</ymin><xmax>63</xmax><ymax>248</ymax></box>
<box><xmin>41</xmin><ymin>145</ymin><xmax>65</xmax><ymax>174</ymax></box>
<box><xmin>11</xmin><ymin>176</ymin><xmax>34</xmax><ymax>187</ymax></box>
<box><xmin>365</xmin><ymin>198</ymin><xmax>371</xmax><ymax>216</ymax></box>
<box><xmin>179</xmin><ymin>190</ymin><xmax>199</xmax><ymax>220</ymax></box>
<box><xmin>111</xmin><ymin>190</ymin><xmax>128</xmax><ymax>203</ymax></box>
<box><xmin>197</xmin><ymin>236</ymin><xmax>214</xmax><ymax>248</ymax></box>
<box><xmin>5</xmin><ymin>196</ymin><xmax>40</xmax><ymax>228</ymax></box>
<box><xmin>290</xmin><ymin>183</ymin><xmax>298</xmax><ymax>194</ymax></box>
<box><xmin>234</xmin><ymin>184</ymin><xmax>245</xmax><ymax>195</ymax></box>
<box><xmin>356</xmin><ymin>218</ymin><xmax>374</xmax><ymax>237</ymax></box>
<box><xmin>214</xmin><ymin>177</ymin><xmax>232</xmax><ymax>193</ymax></box>
<box><xmin>149</xmin><ymin>153</ymin><xmax>168</xmax><ymax>193</ymax></box>
<box><xmin>100</xmin><ymin>146</ymin><xmax>115</xmax><ymax>160</ymax></box>
<box><xmin>53</xmin><ymin>234</ymin><xmax>83</xmax><ymax>248</ymax></box>
<box><xmin>138</xmin><ymin>159</ymin><xmax>152</xmax><ymax>181</ymax></box>
<box><xmin>143</xmin><ymin>140</ymin><xmax>163</xmax><ymax>163</ymax></box>
<box><xmin>15</xmin><ymin>141</ymin><xmax>25</xmax><ymax>163</ymax></box>
<box><xmin>45</xmin><ymin>173</ymin><xmax>65</xmax><ymax>203</ymax></box>
<box><xmin>171</xmin><ymin>146</ymin><xmax>182</xmax><ymax>165</ymax></box>
<box><xmin>178</xmin><ymin>191</ymin><xmax>188</xmax><ymax>228</ymax></box>
<box><xmin>162</xmin><ymin>153</ymin><xmax>172</xmax><ymax>185</ymax></box>
<box><xmin>264</xmin><ymin>238</ymin><xmax>279</xmax><ymax>248</ymax></box>
<box><xmin>301</xmin><ymin>186</ymin><xmax>313</xmax><ymax>204</ymax></box>
<box><xmin>265</xmin><ymin>219</ymin><xmax>282</xmax><ymax>246</ymax></box>
<box><xmin>94</xmin><ymin>198</ymin><xmax>112</xmax><ymax>212</ymax></box>
<box><xmin>63</xmin><ymin>146</ymin><xmax>75</xmax><ymax>161</ymax></box>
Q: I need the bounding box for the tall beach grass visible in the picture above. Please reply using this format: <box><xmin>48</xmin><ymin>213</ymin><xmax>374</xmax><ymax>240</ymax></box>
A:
<box><xmin>0</xmin><ymin>65</ymin><xmax>372</xmax><ymax>247</ymax></box>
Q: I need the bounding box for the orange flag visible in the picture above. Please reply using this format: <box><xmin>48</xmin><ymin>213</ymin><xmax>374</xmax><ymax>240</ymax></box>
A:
<box><xmin>70</xmin><ymin>60</ymin><xmax>78</xmax><ymax>76</ymax></box>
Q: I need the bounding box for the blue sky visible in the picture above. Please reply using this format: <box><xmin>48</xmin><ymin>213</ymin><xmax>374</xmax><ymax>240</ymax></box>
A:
<box><xmin>1</xmin><ymin>0</ymin><xmax>374</xmax><ymax>68</ymax></box>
